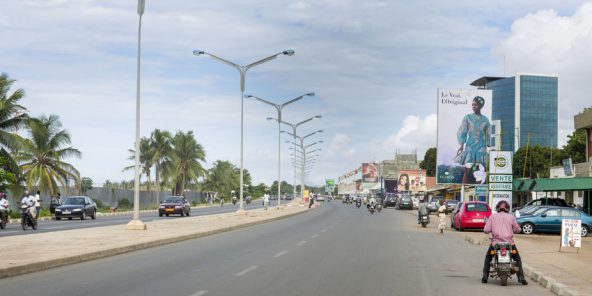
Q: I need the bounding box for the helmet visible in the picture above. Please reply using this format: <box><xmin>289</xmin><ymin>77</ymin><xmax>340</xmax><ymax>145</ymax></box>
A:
<box><xmin>496</xmin><ymin>200</ymin><xmax>510</xmax><ymax>213</ymax></box>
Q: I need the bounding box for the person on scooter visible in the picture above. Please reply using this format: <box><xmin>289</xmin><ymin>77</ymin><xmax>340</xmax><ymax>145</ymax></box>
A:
<box><xmin>368</xmin><ymin>196</ymin><xmax>377</xmax><ymax>209</ymax></box>
<box><xmin>0</xmin><ymin>192</ymin><xmax>9</xmax><ymax>224</ymax></box>
<box><xmin>417</xmin><ymin>202</ymin><xmax>429</xmax><ymax>224</ymax></box>
<box><xmin>482</xmin><ymin>200</ymin><xmax>528</xmax><ymax>285</ymax></box>
<box><xmin>20</xmin><ymin>191</ymin><xmax>36</xmax><ymax>218</ymax></box>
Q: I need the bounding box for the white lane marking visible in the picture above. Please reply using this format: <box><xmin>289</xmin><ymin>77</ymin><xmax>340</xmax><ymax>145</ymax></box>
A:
<box><xmin>311</xmin><ymin>234</ymin><xmax>319</xmax><ymax>239</ymax></box>
<box><xmin>321</xmin><ymin>229</ymin><xmax>327</xmax><ymax>232</ymax></box>
<box><xmin>274</xmin><ymin>250</ymin><xmax>288</xmax><ymax>258</ymax></box>
<box><xmin>236</xmin><ymin>265</ymin><xmax>258</xmax><ymax>276</ymax></box>
<box><xmin>297</xmin><ymin>240</ymin><xmax>307</xmax><ymax>246</ymax></box>
<box><xmin>189</xmin><ymin>291</ymin><xmax>208</xmax><ymax>296</ymax></box>
<box><xmin>329</xmin><ymin>225</ymin><xmax>335</xmax><ymax>229</ymax></box>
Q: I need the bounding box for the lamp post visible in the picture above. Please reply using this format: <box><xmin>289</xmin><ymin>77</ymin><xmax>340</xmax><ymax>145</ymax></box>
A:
<box><xmin>193</xmin><ymin>49</ymin><xmax>295</xmax><ymax>214</ymax></box>
<box><xmin>283</xmin><ymin>131</ymin><xmax>322</xmax><ymax>200</ymax></box>
<box><xmin>247</xmin><ymin>93</ymin><xmax>315</xmax><ymax>208</ymax></box>
<box><xmin>127</xmin><ymin>0</ymin><xmax>147</xmax><ymax>230</ymax></box>
<box><xmin>276</xmin><ymin>115</ymin><xmax>321</xmax><ymax>202</ymax></box>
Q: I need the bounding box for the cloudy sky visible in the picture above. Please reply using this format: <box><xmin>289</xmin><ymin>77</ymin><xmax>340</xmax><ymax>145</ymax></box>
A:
<box><xmin>1</xmin><ymin>0</ymin><xmax>591</xmax><ymax>187</ymax></box>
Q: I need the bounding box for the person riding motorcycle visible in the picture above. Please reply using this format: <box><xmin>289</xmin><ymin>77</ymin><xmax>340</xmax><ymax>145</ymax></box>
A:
<box><xmin>482</xmin><ymin>200</ymin><xmax>528</xmax><ymax>285</ymax></box>
<box><xmin>368</xmin><ymin>196</ymin><xmax>377</xmax><ymax>209</ymax></box>
<box><xmin>0</xmin><ymin>192</ymin><xmax>9</xmax><ymax>225</ymax></box>
<box><xmin>20</xmin><ymin>191</ymin><xmax>36</xmax><ymax>219</ymax></box>
<box><xmin>417</xmin><ymin>202</ymin><xmax>429</xmax><ymax>224</ymax></box>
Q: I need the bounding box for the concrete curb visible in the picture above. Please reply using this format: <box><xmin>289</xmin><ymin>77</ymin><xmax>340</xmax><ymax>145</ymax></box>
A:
<box><xmin>462</xmin><ymin>234</ymin><xmax>578</xmax><ymax>295</ymax></box>
<box><xmin>0</xmin><ymin>207</ymin><xmax>311</xmax><ymax>279</ymax></box>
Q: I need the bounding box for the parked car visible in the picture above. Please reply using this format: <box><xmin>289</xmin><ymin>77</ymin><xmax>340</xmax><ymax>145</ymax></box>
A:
<box><xmin>427</xmin><ymin>196</ymin><xmax>444</xmax><ymax>213</ymax></box>
<box><xmin>159</xmin><ymin>196</ymin><xmax>191</xmax><ymax>217</ymax></box>
<box><xmin>396</xmin><ymin>195</ymin><xmax>413</xmax><ymax>210</ymax></box>
<box><xmin>445</xmin><ymin>199</ymin><xmax>460</xmax><ymax>213</ymax></box>
<box><xmin>454</xmin><ymin>201</ymin><xmax>491</xmax><ymax>231</ymax></box>
<box><xmin>450</xmin><ymin>201</ymin><xmax>464</xmax><ymax>229</ymax></box>
<box><xmin>412</xmin><ymin>197</ymin><xmax>420</xmax><ymax>209</ymax></box>
<box><xmin>54</xmin><ymin>196</ymin><xmax>97</xmax><ymax>220</ymax></box>
<box><xmin>517</xmin><ymin>206</ymin><xmax>591</xmax><ymax>237</ymax></box>
<box><xmin>384</xmin><ymin>195</ymin><xmax>397</xmax><ymax>208</ymax></box>
<box><xmin>514</xmin><ymin>198</ymin><xmax>569</xmax><ymax>213</ymax></box>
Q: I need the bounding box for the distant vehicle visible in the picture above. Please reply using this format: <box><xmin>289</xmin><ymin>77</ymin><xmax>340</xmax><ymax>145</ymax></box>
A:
<box><xmin>517</xmin><ymin>206</ymin><xmax>590</xmax><ymax>237</ymax></box>
<box><xmin>396</xmin><ymin>195</ymin><xmax>413</xmax><ymax>210</ymax></box>
<box><xmin>450</xmin><ymin>202</ymin><xmax>464</xmax><ymax>229</ymax></box>
<box><xmin>514</xmin><ymin>198</ymin><xmax>569</xmax><ymax>216</ymax></box>
<box><xmin>445</xmin><ymin>200</ymin><xmax>460</xmax><ymax>213</ymax></box>
<box><xmin>316</xmin><ymin>195</ymin><xmax>325</xmax><ymax>202</ymax></box>
<box><xmin>159</xmin><ymin>196</ymin><xmax>191</xmax><ymax>217</ymax></box>
<box><xmin>54</xmin><ymin>196</ymin><xmax>97</xmax><ymax>220</ymax></box>
<box><xmin>454</xmin><ymin>201</ymin><xmax>491</xmax><ymax>231</ymax></box>
<box><xmin>384</xmin><ymin>195</ymin><xmax>397</xmax><ymax>208</ymax></box>
<box><xmin>427</xmin><ymin>196</ymin><xmax>444</xmax><ymax>213</ymax></box>
<box><xmin>412</xmin><ymin>197</ymin><xmax>419</xmax><ymax>210</ymax></box>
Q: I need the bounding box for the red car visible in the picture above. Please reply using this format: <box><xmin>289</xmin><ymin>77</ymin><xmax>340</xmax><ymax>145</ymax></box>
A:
<box><xmin>454</xmin><ymin>201</ymin><xmax>491</xmax><ymax>231</ymax></box>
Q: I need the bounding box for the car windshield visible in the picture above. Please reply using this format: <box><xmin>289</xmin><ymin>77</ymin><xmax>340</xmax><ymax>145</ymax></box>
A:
<box><xmin>466</xmin><ymin>203</ymin><xmax>488</xmax><ymax>212</ymax></box>
<box><xmin>63</xmin><ymin>197</ymin><xmax>85</xmax><ymax>205</ymax></box>
<box><xmin>163</xmin><ymin>198</ymin><xmax>182</xmax><ymax>203</ymax></box>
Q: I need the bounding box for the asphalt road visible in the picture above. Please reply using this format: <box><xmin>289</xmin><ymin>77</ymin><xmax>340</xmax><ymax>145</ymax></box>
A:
<box><xmin>0</xmin><ymin>202</ymin><xmax>552</xmax><ymax>296</ymax></box>
<box><xmin>0</xmin><ymin>202</ymin><xmax>263</xmax><ymax>237</ymax></box>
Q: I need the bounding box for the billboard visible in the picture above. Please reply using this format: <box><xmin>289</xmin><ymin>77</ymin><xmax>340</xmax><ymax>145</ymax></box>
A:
<box><xmin>489</xmin><ymin>151</ymin><xmax>513</xmax><ymax>174</ymax></box>
<box><xmin>398</xmin><ymin>169</ymin><xmax>426</xmax><ymax>192</ymax></box>
<box><xmin>325</xmin><ymin>179</ymin><xmax>335</xmax><ymax>193</ymax></box>
<box><xmin>436</xmin><ymin>89</ymin><xmax>492</xmax><ymax>184</ymax></box>
<box><xmin>362</xmin><ymin>163</ymin><xmax>378</xmax><ymax>183</ymax></box>
<box><xmin>384</xmin><ymin>179</ymin><xmax>398</xmax><ymax>194</ymax></box>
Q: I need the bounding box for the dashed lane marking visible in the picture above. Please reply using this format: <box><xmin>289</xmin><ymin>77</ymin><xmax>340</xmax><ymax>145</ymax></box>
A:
<box><xmin>274</xmin><ymin>250</ymin><xmax>288</xmax><ymax>258</ymax></box>
<box><xmin>189</xmin><ymin>291</ymin><xmax>208</xmax><ymax>296</ymax></box>
<box><xmin>297</xmin><ymin>240</ymin><xmax>307</xmax><ymax>246</ymax></box>
<box><xmin>311</xmin><ymin>234</ymin><xmax>319</xmax><ymax>239</ymax></box>
<box><xmin>236</xmin><ymin>265</ymin><xmax>258</xmax><ymax>276</ymax></box>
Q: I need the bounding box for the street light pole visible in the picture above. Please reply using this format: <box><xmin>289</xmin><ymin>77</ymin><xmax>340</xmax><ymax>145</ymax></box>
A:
<box><xmin>246</xmin><ymin>93</ymin><xmax>315</xmax><ymax>209</ymax></box>
<box><xmin>284</xmin><ymin>130</ymin><xmax>323</xmax><ymax>200</ymax></box>
<box><xmin>193</xmin><ymin>49</ymin><xmax>295</xmax><ymax>214</ymax></box>
<box><xmin>127</xmin><ymin>0</ymin><xmax>147</xmax><ymax>230</ymax></box>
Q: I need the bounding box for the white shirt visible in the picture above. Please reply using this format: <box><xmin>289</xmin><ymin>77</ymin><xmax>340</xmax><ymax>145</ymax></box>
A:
<box><xmin>34</xmin><ymin>193</ymin><xmax>41</xmax><ymax>207</ymax></box>
<box><xmin>263</xmin><ymin>194</ymin><xmax>269</xmax><ymax>202</ymax></box>
<box><xmin>0</xmin><ymin>198</ymin><xmax>8</xmax><ymax>210</ymax></box>
<box><xmin>21</xmin><ymin>195</ymin><xmax>35</xmax><ymax>207</ymax></box>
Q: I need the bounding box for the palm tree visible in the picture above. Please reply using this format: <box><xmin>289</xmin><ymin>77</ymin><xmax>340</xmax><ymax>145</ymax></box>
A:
<box><xmin>15</xmin><ymin>114</ymin><xmax>81</xmax><ymax>195</ymax></box>
<box><xmin>149</xmin><ymin>129</ymin><xmax>172</xmax><ymax>205</ymax></box>
<box><xmin>124</xmin><ymin>137</ymin><xmax>154</xmax><ymax>204</ymax></box>
<box><xmin>0</xmin><ymin>73</ymin><xmax>29</xmax><ymax>178</ymax></box>
<box><xmin>162</xmin><ymin>131</ymin><xmax>206</xmax><ymax>195</ymax></box>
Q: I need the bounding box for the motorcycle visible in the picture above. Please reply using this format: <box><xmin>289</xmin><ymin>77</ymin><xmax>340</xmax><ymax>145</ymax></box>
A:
<box><xmin>356</xmin><ymin>199</ymin><xmax>361</xmax><ymax>208</ymax></box>
<box><xmin>20</xmin><ymin>205</ymin><xmax>37</xmax><ymax>231</ymax></box>
<box><xmin>0</xmin><ymin>210</ymin><xmax>8</xmax><ymax>229</ymax></box>
<box><xmin>488</xmin><ymin>242</ymin><xmax>519</xmax><ymax>286</ymax></box>
<box><xmin>232</xmin><ymin>198</ymin><xmax>237</xmax><ymax>206</ymax></box>
<box><xmin>368</xmin><ymin>204</ymin><xmax>376</xmax><ymax>214</ymax></box>
<box><xmin>377</xmin><ymin>204</ymin><xmax>382</xmax><ymax>212</ymax></box>
<box><xmin>419</xmin><ymin>214</ymin><xmax>430</xmax><ymax>228</ymax></box>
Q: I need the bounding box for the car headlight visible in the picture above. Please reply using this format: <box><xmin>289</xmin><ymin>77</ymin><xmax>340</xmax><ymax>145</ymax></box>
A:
<box><xmin>55</xmin><ymin>209</ymin><xmax>61</xmax><ymax>212</ymax></box>
<box><xmin>73</xmin><ymin>209</ymin><xmax>82</xmax><ymax>212</ymax></box>
<box><xmin>175</xmin><ymin>206</ymin><xmax>182</xmax><ymax>209</ymax></box>
<box><xmin>159</xmin><ymin>206</ymin><xmax>165</xmax><ymax>209</ymax></box>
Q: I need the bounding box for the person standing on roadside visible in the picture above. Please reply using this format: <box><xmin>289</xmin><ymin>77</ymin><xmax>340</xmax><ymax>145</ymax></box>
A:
<box><xmin>437</xmin><ymin>199</ymin><xmax>446</xmax><ymax>234</ymax></box>
<box><xmin>34</xmin><ymin>190</ymin><xmax>41</xmax><ymax>219</ymax></box>
<box><xmin>263</xmin><ymin>193</ymin><xmax>269</xmax><ymax>210</ymax></box>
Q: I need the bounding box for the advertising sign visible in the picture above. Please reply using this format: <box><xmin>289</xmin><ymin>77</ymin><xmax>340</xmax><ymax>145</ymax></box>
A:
<box><xmin>489</xmin><ymin>151</ymin><xmax>513</xmax><ymax>174</ymax></box>
<box><xmin>489</xmin><ymin>183</ymin><xmax>513</xmax><ymax>191</ymax></box>
<box><xmin>362</xmin><ymin>163</ymin><xmax>378</xmax><ymax>183</ymax></box>
<box><xmin>384</xmin><ymin>179</ymin><xmax>398</xmax><ymax>194</ymax></box>
<box><xmin>490</xmin><ymin>191</ymin><xmax>512</xmax><ymax>213</ymax></box>
<box><xmin>398</xmin><ymin>169</ymin><xmax>427</xmax><ymax>192</ymax></box>
<box><xmin>475</xmin><ymin>184</ymin><xmax>488</xmax><ymax>200</ymax></box>
<box><xmin>325</xmin><ymin>179</ymin><xmax>335</xmax><ymax>193</ymax></box>
<box><xmin>436</xmin><ymin>89</ymin><xmax>492</xmax><ymax>184</ymax></box>
<box><xmin>561</xmin><ymin>219</ymin><xmax>582</xmax><ymax>249</ymax></box>
<box><xmin>562</xmin><ymin>158</ymin><xmax>574</xmax><ymax>176</ymax></box>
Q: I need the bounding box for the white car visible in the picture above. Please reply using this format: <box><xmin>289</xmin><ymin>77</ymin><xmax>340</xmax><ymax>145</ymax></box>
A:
<box><xmin>412</xmin><ymin>197</ymin><xmax>419</xmax><ymax>209</ymax></box>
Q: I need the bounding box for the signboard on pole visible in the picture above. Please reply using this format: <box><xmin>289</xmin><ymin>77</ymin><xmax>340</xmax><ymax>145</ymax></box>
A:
<box><xmin>489</xmin><ymin>151</ymin><xmax>513</xmax><ymax>174</ymax></box>
<box><xmin>490</xmin><ymin>191</ymin><xmax>512</xmax><ymax>213</ymax></box>
<box><xmin>325</xmin><ymin>179</ymin><xmax>335</xmax><ymax>193</ymax></box>
<box><xmin>560</xmin><ymin>219</ymin><xmax>582</xmax><ymax>251</ymax></box>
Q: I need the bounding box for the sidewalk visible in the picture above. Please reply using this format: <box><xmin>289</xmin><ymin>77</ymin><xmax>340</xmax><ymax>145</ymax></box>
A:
<box><xmin>0</xmin><ymin>203</ymin><xmax>310</xmax><ymax>279</ymax></box>
<box><xmin>405</xmin><ymin>210</ymin><xmax>591</xmax><ymax>296</ymax></box>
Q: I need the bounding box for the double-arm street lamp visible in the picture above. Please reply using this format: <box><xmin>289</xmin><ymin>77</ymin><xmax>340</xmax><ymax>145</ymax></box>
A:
<box><xmin>283</xmin><ymin>130</ymin><xmax>323</xmax><ymax>200</ymax></box>
<box><xmin>275</xmin><ymin>116</ymin><xmax>321</xmax><ymax>202</ymax></box>
<box><xmin>246</xmin><ymin>93</ymin><xmax>315</xmax><ymax>208</ymax></box>
<box><xmin>127</xmin><ymin>0</ymin><xmax>147</xmax><ymax>230</ymax></box>
<box><xmin>192</xmin><ymin>49</ymin><xmax>295</xmax><ymax>213</ymax></box>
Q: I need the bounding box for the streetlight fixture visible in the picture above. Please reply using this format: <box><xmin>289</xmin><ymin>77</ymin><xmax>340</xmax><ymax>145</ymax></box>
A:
<box><xmin>246</xmin><ymin>93</ymin><xmax>315</xmax><ymax>208</ymax></box>
<box><xmin>282</xmin><ymin>130</ymin><xmax>323</xmax><ymax>200</ymax></box>
<box><xmin>127</xmin><ymin>0</ymin><xmax>147</xmax><ymax>230</ymax></box>
<box><xmin>192</xmin><ymin>49</ymin><xmax>295</xmax><ymax>214</ymax></box>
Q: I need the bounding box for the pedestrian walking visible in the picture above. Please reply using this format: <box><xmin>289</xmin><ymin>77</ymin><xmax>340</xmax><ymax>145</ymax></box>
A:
<box><xmin>263</xmin><ymin>193</ymin><xmax>269</xmax><ymax>210</ymax></box>
<box><xmin>437</xmin><ymin>199</ymin><xmax>446</xmax><ymax>234</ymax></box>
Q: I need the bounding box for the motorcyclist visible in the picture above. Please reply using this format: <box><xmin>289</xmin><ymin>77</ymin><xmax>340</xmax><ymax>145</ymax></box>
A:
<box><xmin>368</xmin><ymin>196</ymin><xmax>377</xmax><ymax>209</ymax></box>
<box><xmin>417</xmin><ymin>202</ymin><xmax>429</xmax><ymax>224</ymax></box>
<box><xmin>0</xmin><ymin>192</ymin><xmax>9</xmax><ymax>224</ymax></box>
<box><xmin>232</xmin><ymin>195</ymin><xmax>237</xmax><ymax>205</ymax></box>
<box><xmin>20</xmin><ymin>191</ymin><xmax>36</xmax><ymax>219</ymax></box>
<box><xmin>482</xmin><ymin>200</ymin><xmax>528</xmax><ymax>285</ymax></box>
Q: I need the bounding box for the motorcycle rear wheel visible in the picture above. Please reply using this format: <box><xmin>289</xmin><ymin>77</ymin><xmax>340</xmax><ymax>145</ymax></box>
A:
<box><xmin>500</xmin><ymin>274</ymin><xmax>508</xmax><ymax>286</ymax></box>
<box><xmin>421</xmin><ymin>222</ymin><xmax>427</xmax><ymax>228</ymax></box>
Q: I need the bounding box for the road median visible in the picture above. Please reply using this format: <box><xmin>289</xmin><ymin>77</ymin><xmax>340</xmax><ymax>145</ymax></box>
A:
<box><xmin>0</xmin><ymin>203</ymin><xmax>311</xmax><ymax>279</ymax></box>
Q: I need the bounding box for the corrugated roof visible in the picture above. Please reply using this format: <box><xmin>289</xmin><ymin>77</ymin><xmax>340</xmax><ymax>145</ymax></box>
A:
<box><xmin>531</xmin><ymin>177</ymin><xmax>592</xmax><ymax>191</ymax></box>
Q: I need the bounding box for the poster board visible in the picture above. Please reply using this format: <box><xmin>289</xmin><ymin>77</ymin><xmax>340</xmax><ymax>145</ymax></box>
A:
<box><xmin>560</xmin><ymin>219</ymin><xmax>582</xmax><ymax>252</ymax></box>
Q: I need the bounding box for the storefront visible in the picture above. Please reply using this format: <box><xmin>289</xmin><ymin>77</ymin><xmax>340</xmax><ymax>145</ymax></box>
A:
<box><xmin>513</xmin><ymin>177</ymin><xmax>592</xmax><ymax>214</ymax></box>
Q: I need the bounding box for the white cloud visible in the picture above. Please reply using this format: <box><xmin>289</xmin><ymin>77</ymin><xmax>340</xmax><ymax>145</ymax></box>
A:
<box><xmin>328</xmin><ymin>133</ymin><xmax>355</xmax><ymax>157</ymax></box>
<box><xmin>288</xmin><ymin>1</ymin><xmax>311</xmax><ymax>10</ymax></box>
<box><xmin>376</xmin><ymin>114</ymin><xmax>437</xmax><ymax>160</ymax></box>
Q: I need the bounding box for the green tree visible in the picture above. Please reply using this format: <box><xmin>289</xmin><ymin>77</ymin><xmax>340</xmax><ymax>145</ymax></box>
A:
<box><xmin>270</xmin><ymin>180</ymin><xmax>293</xmax><ymax>196</ymax></box>
<box><xmin>124</xmin><ymin>137</ymin><xmax>154</xmax><ymax>202</ymax></box>
<box><xmin>80</xmin><ymin>177</ymin><xmax>93</xmax><ymax>194</ymax></box>
<box><xmin>249</xmin><ymin>182</ymin><xmax>268</xmax><ymax>198</ymax></box>
<box><xmin>562</xmin><ymin>129</ymin><xmax>586</xmax><ymax>164</ymax></box>
<box><xmin>15</xmin><ymin>114</ymin><xmax>81</xmax><ymax>194</ymax></box>
<box><xmin>513</xmin><ymin>145</ymin><xmax>565</xmax><ymax>178</ymax></box>
<box><xmin>0</xmin><ymin>157</ymin><xmax>16</xmax><ymax>192</ymax></box>
<box><xmin>0</xmin><ymin>73</ymin><xmax>29</xmax><ymax>180</ymax></box>
<box><xmin>420</xmin><ymin>147</ymin><xmax>437</xmax><ymax>177</ymax></box>
<box><xmin>149</xmin><ymin>129</ymin><xmax>172</xmax><ymax>204</ymax></box>
<box><xmin>162</xmin><ymin>131</ymin><xmax>206</xmax><ymax>195</ymax></box>
<box><xmin>202</xmin><ymin>160</ymin><xmax>238</xmax><ymax>201</ymax></box>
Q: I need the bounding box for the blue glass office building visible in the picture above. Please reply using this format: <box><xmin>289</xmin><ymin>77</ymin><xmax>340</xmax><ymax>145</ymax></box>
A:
<box><xmin>471</xmin><ymin>74</ymin><xmax>558</xmax><ymax>151</ymax></box>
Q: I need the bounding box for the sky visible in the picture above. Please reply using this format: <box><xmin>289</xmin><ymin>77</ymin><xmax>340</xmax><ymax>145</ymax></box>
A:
<box><xmin>1</xmin><ymin>0</ymin><xmax>591</xmax><ymax>187</ymax></box>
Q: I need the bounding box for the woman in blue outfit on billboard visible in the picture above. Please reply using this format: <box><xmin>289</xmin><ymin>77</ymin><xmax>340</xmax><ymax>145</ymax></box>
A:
<box><xmin>455</xmin><ymin>96</ymin><xmax>491</xmax><ymax>184</ymax></box>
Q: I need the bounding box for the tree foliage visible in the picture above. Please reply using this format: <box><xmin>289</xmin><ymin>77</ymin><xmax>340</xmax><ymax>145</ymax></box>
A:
<box><xmin>80</xmin><ymin>177</ymin><xmax>93</xmax><ymax>193</ymax></box>
<box><xmin>513</xmin><ymin>145</ymin><xmax>565</xmax><ymax>178</ymax></box>
<box><xmin>420</xmin><ymin>147</ymin><xmax>437</xmax><ymax>177</ymax></box>
<box><xmin>562</xmin><ymin>128</ymin><xmax>586</xmax><ymax>164</ymax></box>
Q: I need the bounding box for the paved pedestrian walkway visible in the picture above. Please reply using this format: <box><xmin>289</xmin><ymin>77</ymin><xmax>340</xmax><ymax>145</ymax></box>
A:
<box><xmin>0</xmin><ymin>203</ymin><xmax>310</xmax><ymax>279</ymax></box>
